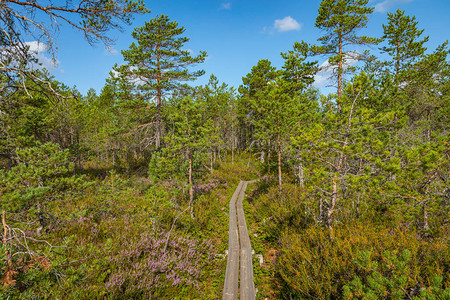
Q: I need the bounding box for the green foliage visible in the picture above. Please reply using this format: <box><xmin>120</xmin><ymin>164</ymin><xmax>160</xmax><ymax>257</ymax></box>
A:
<box><xmin>276</xmin><ymin>223</ymin><xmax>449</xmax><ymax>299</ymax></box>
<box><xmin>119</xmin><ymin>14</ymin><xmax>207</xmax><ymax>99</ymax></box>
<box><xmin>343</xmin><ymin>250</ymin><xmax>450</xmax><ymax>299</ymax></box>
<box><xmin>314</xmin><ymin>0</ymin><xmax>377</xmax><ymax>96</ymax></box>
<box><xmin>238</xmin><ymin>59</ymin><xmax>278</xmax><ymax>148</ymax></box>
<box><xmin>253</xmin><ymin>183</ymin><xmax>312</xmax><ymax>243</ymax></box>
<box><xmin>116</xmin><ymin>14</ymin><xmax>207</xmax><ymax>148</ymax></box>
<box><xmin>0</xmin><ymin>142</ymin><xmax>87</xmax><ymax>212</ymax></box>
<box><xmin>149</xmin><ymin>95</ymin><xmax>216</xmax><ymax>183</ymax></box>
<box><xmin>380</xmin><ymin>9</ymin><xmax>429</xmax><ymax>75</ymax></box>
<box><xmin>199</xmin><ymin>74</ymin><xmax>237</xmax><ymax>160</ymax></box>
<box><xmin>1</xmin><ymin>3</ymin><xmax>449</xmax><ymax>299</ymax></box>
<box><xmin>280</xmin><ymin>41</ymin><xmax>318</xmax><ymax>95</ymax></box>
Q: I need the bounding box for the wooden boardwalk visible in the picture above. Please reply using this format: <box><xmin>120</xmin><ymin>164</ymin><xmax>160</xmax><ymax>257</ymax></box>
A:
<box><xmin>223</xmin><ymin>181</ymin><xmax>256</xmax><ymax>300</ymax></box>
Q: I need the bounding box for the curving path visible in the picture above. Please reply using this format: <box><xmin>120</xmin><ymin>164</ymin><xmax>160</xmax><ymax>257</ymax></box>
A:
<box><xmin>223</xmin><ymin>180</ymin><xmax>257</xmax><ymax>300</ymax></box>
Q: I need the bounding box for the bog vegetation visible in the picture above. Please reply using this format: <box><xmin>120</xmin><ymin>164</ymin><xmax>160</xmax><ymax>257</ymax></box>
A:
<box><xmin>0</xmin><ymin>0</ymin><xmax>448</xmax><ymax>299</ymax></box>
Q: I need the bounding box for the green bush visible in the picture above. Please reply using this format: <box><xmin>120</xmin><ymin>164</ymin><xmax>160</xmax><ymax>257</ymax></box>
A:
<box><xmin>277</xmin><ymin>223</ymin><xmax>449</xmax><ymax>299</ymax></box>
<box><xmin>343</xmin><ymin>250</ymin><xmax>450</xmax><ymax>299</ymax></box>
<box><xmin>0</xmin><ymin>142</ymin><xmax>88</xmax><ymax>212</ymax></box>
<box><xmin>253</xmin><ymin>183</ymin><xmax>312</xmax><ymax>243</ymax></box>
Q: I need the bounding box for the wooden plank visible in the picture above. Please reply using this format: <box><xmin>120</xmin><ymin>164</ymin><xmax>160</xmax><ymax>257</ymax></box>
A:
<box><xmin>223</xmin><ymin>181</ymin><xmax>244</xmax><ymax>300</ymax></box>
<box><xmin>237</xmin><ymin>181</ymin><xmax>256</xmax><ymax>300</ymax></box>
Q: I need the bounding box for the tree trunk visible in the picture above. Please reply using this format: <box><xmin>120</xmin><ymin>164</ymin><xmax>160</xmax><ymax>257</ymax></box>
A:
<box><xmin>319</xmin><ymin>199</ymin><xmax>325</xmax><ymax>224</ymax></box>
<box><xmin>337</xmin><ymin>34</ymin><xmax>343</xmax><ymax>112</ymax></box>
<box><xmin>210</xmin><ymin>151</ymin><xmax>214</xmax><ymax>174</ymax></box>
<box><xmin>189</xmin><ymin>157</ymin><xmax>194</xmax><ymax>219</ymax></box>
<box><xmin>156</xmin><ymin>98</ymin><xmax>161</xmax><ymax>149</ymax></box>
<box><xmin>396</xmin><ymin>40</ymin><xmax>400</xmax><ymax>75</ymax></box>
<box><xmin>298</xmin><ymin>163</ymin><xmax>304</xmax><ymax>188</ymax></box>
<box><xmin>423</xmin><ymin>201</ymin><xmax>429</xmax><ymax>231</ymax></box>
<box><xmin>231</xmin><ymin>145</ymin><xmax>234</xmax><ymax>164</ymax></box>
<box><xmin>328</xmin><ymin>177</ymin><xmax>338</xmax><ymax>240</ymax></box>
<box><xmin>231</xmin><ymin>104</ymin><xmax>235</xmax><ymax>164</ymax></box>
<box><xmin>277</xmin><ymin>133</ymin><xmax>282</xmax><ymax>190</ymax></box>
<box><xmin>356</xmin><ymin>193</ymin><xmax>360</xmax><ymax>220</ymax></box>
<box><xmin>156</xmin><ymin>43</ymin><xmax>162</xmax><ymax>149</ymax></box>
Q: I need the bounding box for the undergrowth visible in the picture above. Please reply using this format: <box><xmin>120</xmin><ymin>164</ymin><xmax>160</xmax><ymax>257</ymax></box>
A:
<box><xmin>0</xmin><ymin>150</ymin><xmax>258</xmax><ymax>298</ymax></box>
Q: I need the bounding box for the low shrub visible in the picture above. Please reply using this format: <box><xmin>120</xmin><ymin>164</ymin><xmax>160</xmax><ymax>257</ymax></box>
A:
<box><xmin>277</xmin><ymin>222</ymin><xmax>449</xmax><ymax>299</ymax></box>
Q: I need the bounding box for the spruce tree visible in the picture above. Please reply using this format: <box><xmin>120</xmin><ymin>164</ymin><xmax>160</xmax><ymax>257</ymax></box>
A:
<box><xmin>380</xmin><ymin>9</ymin><xmax>429</xmax><ymax>76</ymax></box>
<box><xmin>315</xmin><ymin>0</ymin><xmax>376</xmax><ymax>102</ymax></box>
<box><xmin>118</xmin><ymin>15</ymin><xmax>207</xmax><ymax>148</ymax></box>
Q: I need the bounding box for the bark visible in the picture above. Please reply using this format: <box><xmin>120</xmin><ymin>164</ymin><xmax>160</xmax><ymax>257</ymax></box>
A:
<box><xmin>210</xmin><ymin>151</ymin><xmax>214</xmax><ymax>174</ymax></box>
<box><xmin>356</xmin><ymin>194</ymin><xmax>360</xmax><ymax>220</ymax></box>
<box><xmin>337</xmin><ymin>33</ymin><xmax>343</xmax><ymax>112</ymax></box>
<box><xmin>277</xmin><ymin>133</ymin><xmax>282</xmax><ymax>190</ymax></box>
<box><xmin>231</xmin><ymin>146</ymin><xmax>234</xmax><ymax>164</ymax></box>
<box><xmin>396</xmin><ymin>40</ymin><xmax>400</xmax><ymax>75</ymax></box>
<box><xmin>423</xmin><ymin>201</ymin><xmax>429</xmax><ymax>231</ymax></box>
<box><xmin>328</xmin><ymin>178</ymin><xmax>338</xmax><ymax>240</ymax></box>
<box><xmin>319</xmin><ymin>199</ymin><xmax>325</xmax><ymax>224</ymax></box>
<box><xmin>328</xmin><ymin>91</ymin><xmax>359</xmax><ymax>240</ymax></box>
<box><xmin>189</xmin><ymin>157</ymin><xmax>194</xmax><ymax>219</ymax></box>
<box><xmin>231</xmin><ymin>104</ymin><xmax>235</xmax><ymax>164</ymax></box>
<box><xmin>156</xmin><ymin>96</ymin><xmax>161</xmax><ymax>149</ymax></box>
<box><xmin>298</xmin><ymin>163</ymin><xmax>304</xmax><ymax>188</ymax></box>
<box><xmin>427</xmin><ymin>109</ymin><xmax>431</xmax><ymax>143</ymax></box>
<box><xmin>156</xmin><ymin>42</ymin><xmax>162</xmax><ymax>149</ymax></box>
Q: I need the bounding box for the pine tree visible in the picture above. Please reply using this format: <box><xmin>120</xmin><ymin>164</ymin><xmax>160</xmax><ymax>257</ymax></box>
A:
<box><xmin>252</xmin><ymin>78</ymin><xmax>301</xmax><ymax>189</ymax></box>
<box><xmin>149</xmin><ymin>95</ymin><xmax>216</xmax><ymax>218</ymax></box>
<box><xmin>118</xmin><ymin>15</ymin><xmax>207</xmax><ymax>149</ymax></box>
<box><xmin>380</xmin><ymin>9</ymin><xmax>429</xmax><ymax>76</ymax></box>
<box><xmin>0</xmin><ymin>0</ymin><xmax>147</xmax><ymax>94</ymax></box>
<box><xmin>315</xmin><ymin>0</ymin><xmax>376</xmax><ymax>103</ymax></box>
<box><xmin>280</xmin><ymin>41</ymin><xmax>318</xmax><ymax>96</ymax></box>
<box><xmin>200</xmin><ymin>75</ymin><xmax>236</xmax><ymax>170</ymax></box>
<box><xmin>238</xmin><ymin>59</ymin><xmax>277</xmax><ymax>151</ymax></box>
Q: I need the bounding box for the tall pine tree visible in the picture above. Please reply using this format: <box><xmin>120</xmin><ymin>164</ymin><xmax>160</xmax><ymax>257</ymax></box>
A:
<box><xmin>118</xmin><ymin>15</ymin><xmax>207</xmax><ymax>148</ymax></box>
<box><xmin>380</xmin><ymin>9</ymin><xmax>429</xmax><ymax>76</ymax></box>
<box><xmin>315</xmin><ymin>0</ymin><xmax>376</xmax><ymax>103</ymax></box>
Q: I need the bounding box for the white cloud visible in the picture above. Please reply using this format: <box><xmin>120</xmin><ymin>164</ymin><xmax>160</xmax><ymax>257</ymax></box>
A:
<box><xmin>319</xmin><ymin>51</ymin><xmax>359</xmax><ymax>71</ymax></box>
<box><xmin>274</xmin><ymin>16</ymin><xmax>302</xmax><ymax>32</ymax></box>
<box><xmin>26</xmin><ymin>41</ymin><xmax>47</xmax><ymax>53</ymax></box>
<box><xmin>104</xmin><ymin>46</ymin><xmax>118</xmax><ymax>55</ymax></box>
<box><xmin>219</xmin><ymin>2</ymin><xmax>231</xmax><ymax>10</ymax></box>
<box><xmin>313</xmin><ymin>51</ymin><xmax>360</xmax><ymax>88</ymax></box>
<box><xmin>374</xmin><ymin>0</ymin><xmax>413</xmax><ymax>13</ymax></box>
<box><xmin>313</xmin><ymin>73</ymin><xmax>328</xmax><ymax>88</ymax></box>
<box><xmin>25</xmin><ymin>41</ymin><xmax>59</xmax><ymax>70</ymax></box>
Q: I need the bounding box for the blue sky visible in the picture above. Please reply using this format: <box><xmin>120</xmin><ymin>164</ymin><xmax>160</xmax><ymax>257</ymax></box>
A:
<box><xmin>33</xmin><ymin>0</ymin><xmax>450</xmax><ymax>95</ymax></box>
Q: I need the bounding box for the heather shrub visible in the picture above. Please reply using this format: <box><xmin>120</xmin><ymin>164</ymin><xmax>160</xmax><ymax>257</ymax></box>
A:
<box><xmin>105</xmin><ymin>231</ymin><xmax>217</xmax><ymax>299</ymax></box>
<box><xmin>277</xmin><ymin>223</ymin><xmax>449</xmax><ymax>299</ymax></box>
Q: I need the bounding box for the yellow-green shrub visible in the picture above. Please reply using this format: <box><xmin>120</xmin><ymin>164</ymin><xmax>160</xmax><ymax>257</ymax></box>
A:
<box><xmin>277</xmin><ymin>222</ymin><xmax>449</xmax><ymax>299</ymax></box>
